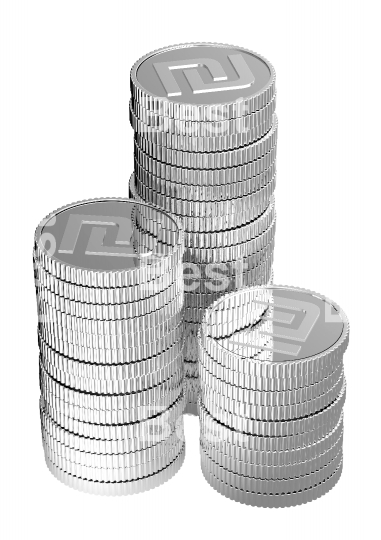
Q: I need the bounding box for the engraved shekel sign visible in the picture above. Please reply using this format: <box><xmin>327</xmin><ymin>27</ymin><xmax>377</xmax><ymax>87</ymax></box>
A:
<box><xmin>153</xmin><ymin>55</ymin><xmax>256</xmax><ymax>96</ymax></box>
<box><xmin>134</xmin><ymin>44</ymin><xmax>274</xmax><ymax>107</ymax></box>
<box><xmin>213</xmin><ymin>286</ymin><xmax>346</xmax><ymax>362</ymax></box>
<box><xmin>36</xmin><ymin>200</ymin><xmax>170</xmax><ymax>271</ymax></box>
<box><xmin>58</xmin><ymin>214</ymin><xmax>139</xmax><ymax>257</ymax></box>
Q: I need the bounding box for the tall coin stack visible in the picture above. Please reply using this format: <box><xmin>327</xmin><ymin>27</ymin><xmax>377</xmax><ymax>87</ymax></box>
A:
<box><xmin>129</xmin><ymin>43</ymin><xmax>277</xmax><ymax>414</ymax></box>
<box><xmin>34</xmin><ymin>198</ymin><xmax>186</xmax><ymax>495</ymax></box>
<box><xmin>198</xmin><ymin>285</ymin><xmax>349</xmax><ymax>507</ymax></box>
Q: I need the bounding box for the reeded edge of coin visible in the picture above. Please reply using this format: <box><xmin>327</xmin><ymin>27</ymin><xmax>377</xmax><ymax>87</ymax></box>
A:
<box><xmin>134</xmin><ymin>172</ymin><xmax>276</xmax><ymax>217</ymax></box>
<box><xmin>200</xmin><ymin>284</ymin><xmax>350</xmax><ymax>379</ymax></box>
<box><xmin>44</xmin><ymin>442</ymin><xmax>185</xmax><ymax>495</ymax></box>
<box><xmin>133</xmin><ymin>114</ymin><xmax>278</xmax><ymax>167</ymax></box>
<box><xmin>134</xmin><ymin>159</ymin><xmax>276</xmax><ymax>202</ymax></box>
<box><xmin>39</xmin><ymin>385</ymin><xmax>187</xmax><ymax>442</ymax></box>
<box><xmin>201</xmin><ymin>414</ymin><xmax>343</xmax><ymax>466</ymax></box>
<box><xmin>34</xmin><ymin>197</ymin><xmax>184</xmax><ymax>288</ymax></box>
<box><xmin>132</xmin><ymin>114</ymin><xmax>273</xmax><ymax>152</ymax></box>
<box><xmin>198</xmin><ymin>382</ymin><xmax>345</xmax><ymax>438</ymax></box>
<box><xmin>130</xmin><ymin>97</ymin><xmax>276</xmax><ymax>137</ymax></box>
<box><xmin>130</xmin><ymin>42</ymin><xmax>276</xmax><ymax>121</ymax></box>
<box><xmin>200</xmin><ymin>456</ymin><xmax>342</xmax><ymax>507</ymax></box>
<box><xmin>130</xmin><ymin>174</ymin><xmax>273</xmax><ymax>233</ymax></box>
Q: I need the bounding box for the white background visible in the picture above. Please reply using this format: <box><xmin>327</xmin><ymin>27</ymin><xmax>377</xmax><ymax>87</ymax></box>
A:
<box><xmin>0</xmin><ymin>1</ymin><xmax>379</xmax><ymax>539</ymax></box>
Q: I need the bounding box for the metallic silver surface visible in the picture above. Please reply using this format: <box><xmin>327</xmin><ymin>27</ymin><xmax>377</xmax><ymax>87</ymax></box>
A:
<box><xmin>130</xmin><ymin>43</ymin><xmax>276</xmax><ymax>120</ymax></box>
<box><xmin>37</xmin><ymin>293</ymin><xmax>183</xmax><ymax>335</ymax></box>
<box><xmin>130</xmin><ymin>175</ymin><xmax>273</xmax><ymax>232</ymax></box>
<box><xmin>133</xmin><ymin>113</ymin><xmax>277</xmax><ymax>167</ymax></box>
<box><xmin>37</xmin><ymin>278</ymin><xmax>182</xmax><ymax>319</ymax></box>
<box><xmin>43</xmin><ymin>434</ymin><xmax>184</xmax><ymax>478</ymax></box>
<box><xmin>32</xmin><ymin>44</ymin><xmax>349</xmax><ymax>507</ymax></box>
<box><xmin>42</xmin><ymin>420</ymin><xmax>183</xmax><ymax>463</ymax></box>
<box><xmin>201</xmin><ymin>374</ymin><xmax>344</xmax><ymax>421</ymax></box>
<box><xmin>40</xmin><ymin>388</ymin><xmax>186</xmax><ymax>443</ymax></box>
<box><xmin>39</xmin><ymin>312</ymin><xmax>183</xmax><ymax>348</ymax></box>
<box><xmin>201</xmin><ymin>415</ymin><xmax>344</xmax><ymax>466</ymax></box>
<box><xmin>201</xmin><ymin>457</ymin><xmax>342</xmax><ymax>508</ymax></box>
<box><xmin>37</xmin><ymin>320</ymin><xmax>183</xmax><ymax>363</ymax></box>
<box><xmin>201</xmin><ymin>378</ymin><xmax>346</xmax><ymax>436</ymax></box>
<box><xmin>199</xmin><ymin>400</ymin><xmax>344</xmax><ymax>451</ymax></box>
<box><xmin>34</xmin><ymin>198</ymin><xmax>184</xmax><ymax>288</ymax></box>
<box><xmin>135</xmin><ymin>160</ymin><xmax>276</xmax><ymax>202</ymax></box>
<box><xmin>42</xmin><ymin>349</ymin><xmax>183</xmax><ymax>394</ymax></box>
<box><xmin>34</xmin><ymin>259</ymin><xmax>183</xmax><ymax>304</ymax></box>
<box><xmin>197</xmin><ymin>284</ymin><xmax>348</xmax><ymax>505</ymax></box>
<box><xmin>132</xmin><ymin>115</ymin><xmax>273</xmax><ymax>152</ymax></box>
<box><xmin>40</xmin><ymin>364</ymin><xmax>184</xmax><ymax>410</ymax></box>
<box><xmin>134</xmin><ymin>172</ymin><xmax>276</xmax><ymax>218</ymax></box>
<box><xmin>130</xmin><ymin>99</ymin><xmax>276</xmax><ymax>138</ymax></box>
<box><xmin>199</xmin><ymin>364</ymin><xmax>344</xmax><ymax>407</ymax></box>
<box><xmin>34</xmin><ymin>197</ymin><xmax>186</xmax><ymax>493</ymax></box>
<box><xmin>41</xmin><ymin>339</ymin><xmax>183</xmax><ymax>386</ymax></box>
<box><xmin>134</xmin><ymin>144</ymin><xmax>277</xmax><ymax>182</ymax></box>
<box><xmin>201</xmin><ymin>445</ymin><xmax>342</xmax><ymax>491</ymax></box>
<box><xmin>45</xmin><ymin>443</ymin><xmax>185</xmax><ymax>495</ymax></box>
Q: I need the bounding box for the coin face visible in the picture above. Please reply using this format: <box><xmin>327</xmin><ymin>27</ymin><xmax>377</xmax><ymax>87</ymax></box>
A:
<box><xmin>204</xmin><ymin>286</ymin><xmax>347</xmax><ymax>362</ymax></box>
<box><xmin>134</xmin><ymin>44</ymin><xmax>274</xmax><ymax>106</ymax></box>
<box><xmin>36</xmin><ymin>199</ymin><xmax>179</xmax><ymax>272</ymax></box>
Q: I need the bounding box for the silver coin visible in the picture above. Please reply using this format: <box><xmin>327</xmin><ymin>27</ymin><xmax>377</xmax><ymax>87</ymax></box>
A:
<box><xmin>40</xmin><ymin>387</ymin><xmax>186</xmax><ymax>443</ymax></box>
<box><xmin>34</xmin><ymin>258</ymin><xmax>183</xmax><ymax>304</ymax></box>
<box><xmin>44</xmin><ymin>439</ymin><xmax>185</xmax><ymax>485</ymax></box>
<box><xmin>37</xmin><ymin>293</ymin><xmax>183</xmax><ymax>335</ymax></box>
<box><xmin>45</xmin><ymin>443</ymin><xmax>185</xmax><ymax>495</ymax></box>
<box><xmin>134</xmin><ymin>159</ymin><xmax>276</xmax><ymax>202</ymax></box>
<box><xmin>201</xmin><ymin>434</ymin><xmax>342</xmax><ymax>480</ymax></box>
<box><xmin>130</xmin><ymin>43</ymin><xmax>276</xmax><ymax>121</ymax></box>
<box><xmin>34</xmin><ymin>198</ymin><xmax>183</xmax><ymax>288</ymax></box>
<box><xmin>42</xmin><ymin>416</ymin><xmax>184</xmax><ymax>463</ymax></box>
<box><xmin>201</xmin><ymin>457</ymin><xmax>342</xmax><ymax>507</ymax></box>
<box><xmin>40</xmin><ymin>363</ymin><xmax>184</xmax><ymax>410</ymax></box>
<box><xmin>40</xmin><ymin>337</ymin><xmax>183</xmax><ymax>384</ymax></box>
<box><xmin>41</xmin><ymin>382</ymin><xmax>183</xmax><ymax>425</ymax></box>
<box><xmin>199</xmin><ymin>363</ymin><xmax>344</xmax><ymax>406</ymax></box>
<box><xmin>201</xmin><ymin>373</ymin><xmax>344</xmax><ymax>421</ymax></box>
<box><xmin>37</xmin><ymin>319</ymin><xmax>183</xmax><ymax>364</ymax></box>
<box><xmin>200</xmin><ymin>351</ymin><xmax>344</xmax><ymax>392</ymax></box>
<box><xmin>42</xmin><ymin>347</ymin><xmax>183</xmax><ymax>394</ymax></box>
<box><xmin>43</xmin><ymin>430</ymin><xmax>184</xmax><ymax>475</ymax></box>
<box><xmin>201</xmin><ymin>446</ymin><xmax>342</xmax><ymax>494</ymax></box>
<box><xmin>133</xmin><ymin>114</ymin><xmax>277</xmax><ymax>167</ymax></box>
<box><xmin>39</xmin><ymin>309</ymin><xmax>182</xmax><ymax>349</ymax></box>
<box><xmin>36</xmin><ymin>277</ymin><xmax>182</xmax><ymax>320</ymax></box>
<box><xmin>131</xmin><ymin>98</ymin><xmax>276</xmax><ymax>140</ymax></box>
<box><xmin>200</xmin><ymin>286</ymin><xmax>349</xmax><ymax>380</ymax></box>
<box><xmin>132</xmin><ymin>114</ymin><xmax>273</xmax><ymax>151</ymax></box>
<box><xmin>201</xmin><ymin>414</ymin><xmax>344</xmax><ymax>466</ymax></box>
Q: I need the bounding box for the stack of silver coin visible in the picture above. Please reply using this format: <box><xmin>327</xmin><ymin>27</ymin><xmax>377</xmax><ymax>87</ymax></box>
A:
<box><xmin>129</xmin><ymin>43</ymin><xmax>277</xmax><ymax>414</ymax></box>
<box><xmin>33</xmin><ymin>198</ymin><xmax>186</xmax><ymax>495</ymax></box>
<box><xmin>198</xmin><ymin>285</ymin><xmax>349</xmax><ymax>507</ymax></box>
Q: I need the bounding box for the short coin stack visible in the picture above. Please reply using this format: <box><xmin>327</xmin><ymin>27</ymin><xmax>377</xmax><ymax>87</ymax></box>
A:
<box><xmin>129</xmin><ymin>43</ymin><xmax>277</xmax><ymax>414</ymax></box>
<box><xmin>198</xmin><ymin>285</ymin><xmax>348</xmax><ymax>507</ymax></box>
<box><xmin>34</xmin><ymin>198</ymin><xmax>186</xmax><ymax>495</ymax></box>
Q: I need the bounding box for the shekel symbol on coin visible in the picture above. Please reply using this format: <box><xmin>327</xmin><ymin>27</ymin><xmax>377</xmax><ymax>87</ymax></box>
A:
<box><xmin>58</xmin><ymin>214</ymin><xmax>152</xmax><ymax>258</ymax></box>
<box><xmin>228</xmin><ymin>291</ymin><xmax>320</xmax><ymax>357</ymax></box>
<box><xmin>153</xmin><ymin>55</ymin><xmax>255</xmax><ymax>97</ymax></box>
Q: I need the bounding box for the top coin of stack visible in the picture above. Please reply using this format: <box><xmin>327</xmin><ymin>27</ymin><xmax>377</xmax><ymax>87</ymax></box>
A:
<box><xmin>33</xmin><ymin>198</ymin><xmax>186</xmax><ymax>495</ymax></box>
<box><xmin>198</xmin><ymin>285</ymin><xmax>349</xmax><ymax>507</ymax></box>
<box><xmin>129</xmin><ymin>43</ymin><xmax>277</xmax><ymax>413</ymax></box>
